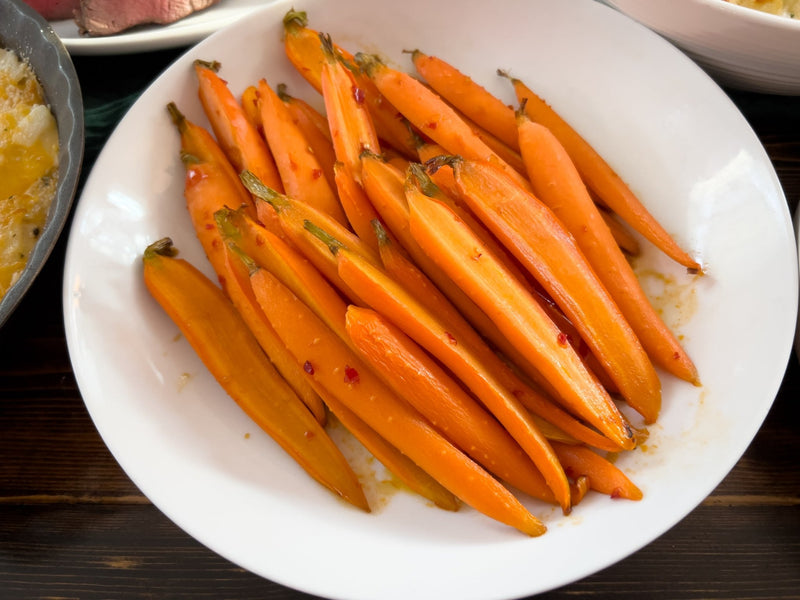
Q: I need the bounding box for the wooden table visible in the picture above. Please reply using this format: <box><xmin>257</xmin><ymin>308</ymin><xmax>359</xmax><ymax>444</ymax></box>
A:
<box><xmin>1</xmin><ymin>46</ymin><xmax>798</xmax><ymax>600</ymax></box>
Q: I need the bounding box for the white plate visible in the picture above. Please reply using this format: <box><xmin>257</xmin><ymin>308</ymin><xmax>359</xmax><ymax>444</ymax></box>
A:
<box><xmin>62</xmin><ymin>0</ymin><xmax>799</xmax><ymax>598</ymax></box>
<box><xmin>50</xmin><ymin>0</ymin><xmax>272</xmax><ymax>55</ymax></box>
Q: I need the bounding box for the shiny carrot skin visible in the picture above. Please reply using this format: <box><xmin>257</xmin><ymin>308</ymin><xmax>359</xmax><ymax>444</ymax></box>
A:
<box><xmin>355</xmin><ymin>53</ymin><xmax>530</xmax><ymax>191</ymax></box>
<box><xmin>372</xmin><ymin>221</ymin><xmax>621</xmax><ymax>453</ymax></box>
<box><xmin>240</xmin><ymin>170</ymin><xmax>379</xmax><ymax>304</ymax></box>
<box><xmin>256</xmin><ymin>78</ymin><xmax>347</xmax><ymax>224</ymax></box>
<box><xmin>276</xmin><ymin>84</ymin><xmax>337</xmax><ymax>189</ymax></box>
<box><xmin>249</xmin><ymin>266</ymin><xmax>546</xmax><ymax>536</ymax></box>
<box><xmin>282</xmin><ymin>10</ymin><xmax>418</xmax><ymax>158</ymax></box>
<box><xmin>319</xmin><ymin>34</ymin><xmax>381</xmax><ymax>184</ymax></box>
<box><xmin>240</xmin><ymin>84</ymin><xmax>262</xmax><ymax>133</ymax></box>
<box><xmin>505</xmin><ymin>73</ymin><xmax>701</xmax><ymax>272</ymax></box>
<box><xmin>405</xmin><ymin>192</ymin><xmax>635</xmax><ymax>450</ymax></box>
<box><xmin>331</xmin><ymin>245</ymin><xmax>572</xmax><ymax>513</ymax></box>
<box><xmin>411</xmin><ymin>49</ymin><xmax>519</xmax><ymax>151</ymax></box>
<box><xmin>333</xmin><ymin>161</ymin><xmax>382</xmax><ymax>254</ymax></box>
<box><xmin>346</xmin><ymin>305</ymin><xmax>557</xmax><ymax>504</ymax></box>
<box><xmin>518</xmin><ymin>118</ymin><xmax>699</xmax><ymax>385</ymax></box>
<box><xmin>142</xmin><ymin>239</ymin><xmax>367</xmax><ymax>511</ymax></box>
<box><xmin>552</xmin><ymin>442</ymin><xmax>642</xmax><ymax>501</ymax></box>
<box><xmin>193</xmin><ymin>60</ymin><xmax>283</xmax><ymax>194</ymax></box>
<box><xmin>600</xmin><ymin>208</ymin><xmax>641</xmax><ymax>256</ymax></box>
<box><xmin>170</xmin><ymin>104</ymin><xmax>325</xmax><ymax>422</ymax></box>
<box><xmin>446</xmin><ymin>157</ymin><xmax>662</xmax><ymax>422</ymax></box>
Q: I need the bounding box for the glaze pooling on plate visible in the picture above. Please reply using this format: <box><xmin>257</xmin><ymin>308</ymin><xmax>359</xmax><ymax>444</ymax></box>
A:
<box><xmin>62</xmin><ymin>1</ymin><xmax>798</xmax><ymax>598</ymax></box>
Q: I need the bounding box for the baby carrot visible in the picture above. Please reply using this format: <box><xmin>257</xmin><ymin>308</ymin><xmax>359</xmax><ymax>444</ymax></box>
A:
<box><xmin>193</xmin><ymin>60</ymin><xmax>283</xmax><ymax>194</ymax></box>
<box><xmin>346</xmin><ymin>305</ymin><xmax>557</xmax><ymax>504</ymax></box>
<box><xmin>518</xmin><ymin>117</ymin><xmax>699</xmax><ymax>385</ymax></box>
<box><xmin>439</xmin><ymin>156</ymin><xmax>662</xmax><ymax>423</ymax></box>
<box><xmin>240</xmin><ymin>84</ymin><xmax>262</xmax><ymax>133</ymax></box>
<box><xmin>256</xmin><ymin>78</ymin><xmax>347</xmax><ymax>224</ymax></box>
<box><xmin>142</xmin><ymin>239</ymin><xmax>367</xmax><ymax>511</ymax></box>
<box><xmin>322</xmin><ymin>239</ymin><xmax>572</xmax><ymax>513</ymax></box>
<box><xmin>600</xmin><ymin>208</ymin><xmax>641</xmax><ymax>256</ymax></box>
<box><xmin>371</xmin><ymin>220</ymin><xmax>620</xmax><ymax>453</ymax></box>
<box><xmin>319</xmin><ymin>34</ymin><xmax>381</xmax><ymax>184</ymax></box>
<box><xmin>355</xmin><ymin>53</ymin><xmax>531</xmax><ymax>191</ymax></box>
<box><xmin>405</xmin><ymin>191</ymin><xmax>635</xmax><ymax>450</ymax></box>
<box><xmin>170</xmin><ymin>104</ymin><xmax>323</xmax><ymax>421</ymax></box>
<box><xmin>503</xmin><ymin>72</ymin><xmax>701</xmax><ymax>272</ymax></box>
<box><xmin>248</xmin><ymin>264</ymin><xmax>546</xmax><ymax>536</ymax></box>
<box><xmin>411</xmin><ymin>49</ymin><xmax>519</xmax><ymax>151</ymax></box>
<box><xmin>333</xmin><ymin>161</ymin><xmax>382</xmax><ymax>254</ymax></box>
<box><xmin>552</xmin><ymin>442</ymin><xmax>642</xmax><ymax>501</ymax></box>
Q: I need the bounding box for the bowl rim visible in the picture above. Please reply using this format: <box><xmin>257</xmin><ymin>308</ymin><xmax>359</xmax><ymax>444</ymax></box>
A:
<box><xmin>0</xmin><ymin>0</ymin><xmax>84</xmax><ymax>329</ymax></box>
<box><xmin>700</xmin><ymin>0</ymin><xmax>800</xmax><ymax>29</ymax></box>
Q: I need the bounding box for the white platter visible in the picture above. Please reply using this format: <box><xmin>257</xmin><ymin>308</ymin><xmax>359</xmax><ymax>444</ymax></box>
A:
<box><xmin>50</xmin><ymin>0</ymin><xmax>271</xmax><ymax>55</ymax></box>
<box><xmin>62</xmin><ymin>0</ymin><xmax>799</xmax><ymax>598</ymax></box>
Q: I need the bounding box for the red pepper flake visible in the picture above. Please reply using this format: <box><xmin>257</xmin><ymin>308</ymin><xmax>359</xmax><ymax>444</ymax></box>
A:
<box><xmin>304</xmin><ymin>430</ymin><xmax>315</xmax><ymax>439</ymax></box>
<box><xmin>311</xmin><ymin>168</ymin><xmax>323</xmax><ymax>180</ymax></box>
<box><xmin>471</xmin><ymin>250</ymin><xmax>483</xmax><ymax>261</ymax></box>
<box><xmin>343</xmin><ymin>365</ymin><xmax>360</xmax><ymax>384</ymax></box>
<box><xmin>186</xmin><ymin>167</ymin><xmax>204</xmax><ymax>185</ymax></box>
<box><xmin>444</xmin><ymin>331</ymin><xmax>457</xmax><ymax>345</ymax></box>
<box><xmin>255</xmin><ymin>235</ymin><xmax>265</xmax><ymax>246</ymax></box>
<box><xmin>289</xmin><ymin>159</ymin><xmax>299</xmax><ymax>172</ymax></box>
<box><xmin>511</xmin><ymin>389</ymin><xmax>524</xmax><ymax>399</ymax></box>
<box><xmin>610</xmin><ymin>487</ymin><xmax>623</xmax><ymax>499</ymax></box>
<box><xmin>672</xmin><ymin>351</ymin><xmax>681</xmax><ymax>360</ymax></box>
<box><xmin>352</xmin><ymin>85</ymin><xmax>365</xmax><ymax>105</ymax></box>
<box><xmin>204</xmin><ymin>223</ymin><xmax>215</xmax><ymax>230</ymax></box>
<box><xmin>426</xmin><ymin>121</ymin><xmax>438</xmax><ymax>130</ymax></box>
<box><xmin>211</xmin><ymin>238</ymin><xmax>221</xmax><ymax>249</ymax></box>
<box><xmin>557</xmin><ymin>332</ymin><xmax>569</xmax><ymax>346</ymax></box>
<box><xmin>303</xmin><ymin>361</ymin><xmax>315</xmax><ymax>375</ymax></box>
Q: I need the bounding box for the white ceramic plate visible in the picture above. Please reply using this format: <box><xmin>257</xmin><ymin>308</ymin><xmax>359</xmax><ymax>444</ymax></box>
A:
<box><xmin>50</xmin><ymin>0</ymin><xmax>271</xmax><ymax>55</ymax></box>
<box><xmin>62</xmin><ymin>1</ymin><xmax>799</xmax><ymax>598</ymax></box>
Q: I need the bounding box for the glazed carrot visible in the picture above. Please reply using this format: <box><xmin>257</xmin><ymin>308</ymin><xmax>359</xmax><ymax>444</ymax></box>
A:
<box><xmin>282</xmin><ymin>10</ymin><xmax>419</xmax><ymax>158</ymax></box>
<box><xmin>354</xmin><ymin>53</ymin><xmax>530</xmax><ymax>191</ymax></box>
<box><xmin>319</xmin><ymin>34</ymin><xmax>381</xmax><ymax>183</ymax></box>
<box><xmin>333</xmin><ymin>161</ymin><xmax>382</xmax><ymax>253</ymax></box>
<box><xmin>320</xmin><ymin>238</ymin><xmax>572</xmax><ymax>513</ymax></box>
<box><xmin>247</xmin><ymin>264</ymin><xmax>546</xmax><ymax>536</ymax></box>
<box><xmin>256</xmin><ymin>78</ymin><xmax>347</xmax><ymax>224</ymax></box>
<box><xmin>552</xmin><ymin>442</ymin><xmax>642</xmax><ymax>501</ymax></box>
<box><xmin>519</xmin><ymin>118</ymin><xmax>699</xmax><ymax>385</ymax></box>
<box><xmin>142</xmin><ymin>239</ymin><xmax>367</xmax><ymax>511</ymax></box>
<box><xmin>240</xmin><ymin>84</ymin><xmax>262</xmax><ymax>133</ymax></box>
<box><xmin>316</xmin><ymin>388</ymin><xmax>460</xmax><ymax>511</ymax></box>
<box><xmin>502</xmin><ymin>72</ymin><xmax>701</xmax><ymax>272</ymax></box>
<box><xmin>436</xmin><ymin>156</ymin><xmax>662</xmax><ymax>422</ymax></box>
<box><xmin>193</xmin><ymin>60</ymin><xmax>283</xmax><ymax>194</ymax></box>
<box><xmin>276</xmin><ymin>84</ymin><xmax>337</xmax><ymax>189</ymax></box>
<box><xmin>346</xmin><ymin>305</ymin><xmax>557</xmax><ymax>504</ymax></box>
<box><xmin>411</xmin><ymin>49</ymin><xmax>519</xmax><ymax>151</ymax></box>
<box><xmin>169</xmin><ymin>104</ymin><xmax>323</xmax><ymax>421</ymax></box>
<box><xmin>167</xmin><ymin>102</ymin><xmax>254</xmax><ymax>215</ymax></box>
<box><xmin>600</xmin><ymin>208</ymin><xmax>641</xmax><ymax>256</ymax></box>
<box><xmin>371</xmin><ymin>220</ymin><xmax>620</xmax><ymax>453</ymax></box>
<box><xmin>240</xmin><ymin>170</ymin><xmax>379</xmax><ymax>303</ymax></box>
<box><xmin>404</xmin><ymin>191</ymin><xmax>635</xmax><ymax>450</ymax></box>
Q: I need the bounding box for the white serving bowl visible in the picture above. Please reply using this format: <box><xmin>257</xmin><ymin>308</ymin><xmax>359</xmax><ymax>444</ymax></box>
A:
<box><xmin>605</xmin><ymin>0</ymin><xmax>800</xmax><ymax>95</ymax></box>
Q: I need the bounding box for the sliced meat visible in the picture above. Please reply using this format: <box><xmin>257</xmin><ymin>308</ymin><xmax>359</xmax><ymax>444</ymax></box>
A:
<box><xmin>75</xmin><ymin>0</ymin><xmax>221</xmax><ymax>36</ymax></box>
<box><xmin>22</xmin><ymin>0</ymin><xmax>80</xmax><ymax>20</ymax></box>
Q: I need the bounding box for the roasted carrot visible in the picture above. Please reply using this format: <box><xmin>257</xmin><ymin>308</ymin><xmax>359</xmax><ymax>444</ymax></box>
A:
<box><xmin>411</xmin><ymin>49</ymin><xmax>519</xmax><ymax>151</ymax></box>
<box><xmin>193</xmin><ymin>60</ymin><xmax>283</xmax><ymax>194</ymax></box>
<box><xmin>170</xmin><ymin>104</ymin><xmax>324</xmax><ymax>422</ymax></box>
<box><xmin>319</xmin><ymin>34</ymin><xmax>381</xmax><ymax>184</ymax></box>
<box><xmin>240</xmin><ymin>84</ymin><xmax>262</xmax><ymax>133</ymax></box>
<box><xmin>552</xmin><ymin>442</ymin><xmax>642</xmax><ymax>501</ymax></box>
<box><xmin>247</xmin><ymin>264</ymin><xmax>546</xmax><ymax>536</ymax></box>
<box><xmin>346</xmin><ymin>305</ymin><xmax>557</xmax><ymax>504</ymax></box>
<box><xmin>240</xmin><ymin>170</ymin><xmax>379</xmax><ymax>304</ymax></box>
<box><xmin>371</xmin><ymin>219</ymin><xmax>620</xmax><ymax>453</ymax></box>
<box><xmin>142</xmin><ymin>238</ymin><xmax>367</xmax><ymax>511</ymax></box>
<box><xmin>436</xmin><ymin>156</ymin><xmax>662</xmax><ymax>422</ymax></box>
<box><xmin>315</xmin><ymin>389</ymin><xmax>460</xmax><ymax>511</ymax></box>
<box><xmin>502</xmin><ymin>72</ymin><xmax>701</xmax><ymax>272</ymax></box>
<box><xmin>276</xmin><ymin>84</ymin><xmax>337</xmax><ymax>189</ymax></box>
<box><xmin>282</xmin><ymin>10</ymin><xmax>419</xmax><ymax>158</ymax></box>
<box><xmin>317</xmin><ymin>237</ymin><xmax>572</xmax><ymax>513</ymax></box>
<box><xmin>518</xmin><ymin>117</ymin><xmax>699</xmax><ymax>385</ymax></box>
<box><xmin>333</xmin><ymin>161</ymin><xmax>382</xmax><ymax>253</ymax></box>
<box><xmin>256</xmin><ymin>78</ymin><xmax>347</xmax><ymax>224</ymax></box>
<box><xmin>404</xmin><ymin>191</ymin><xmax>635</xmax><ymax>450</ymax></box>
<box><xmin>355</xmin><ymin>53</ymin><xmax>530</xmax><ymax>191</ymax></box>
